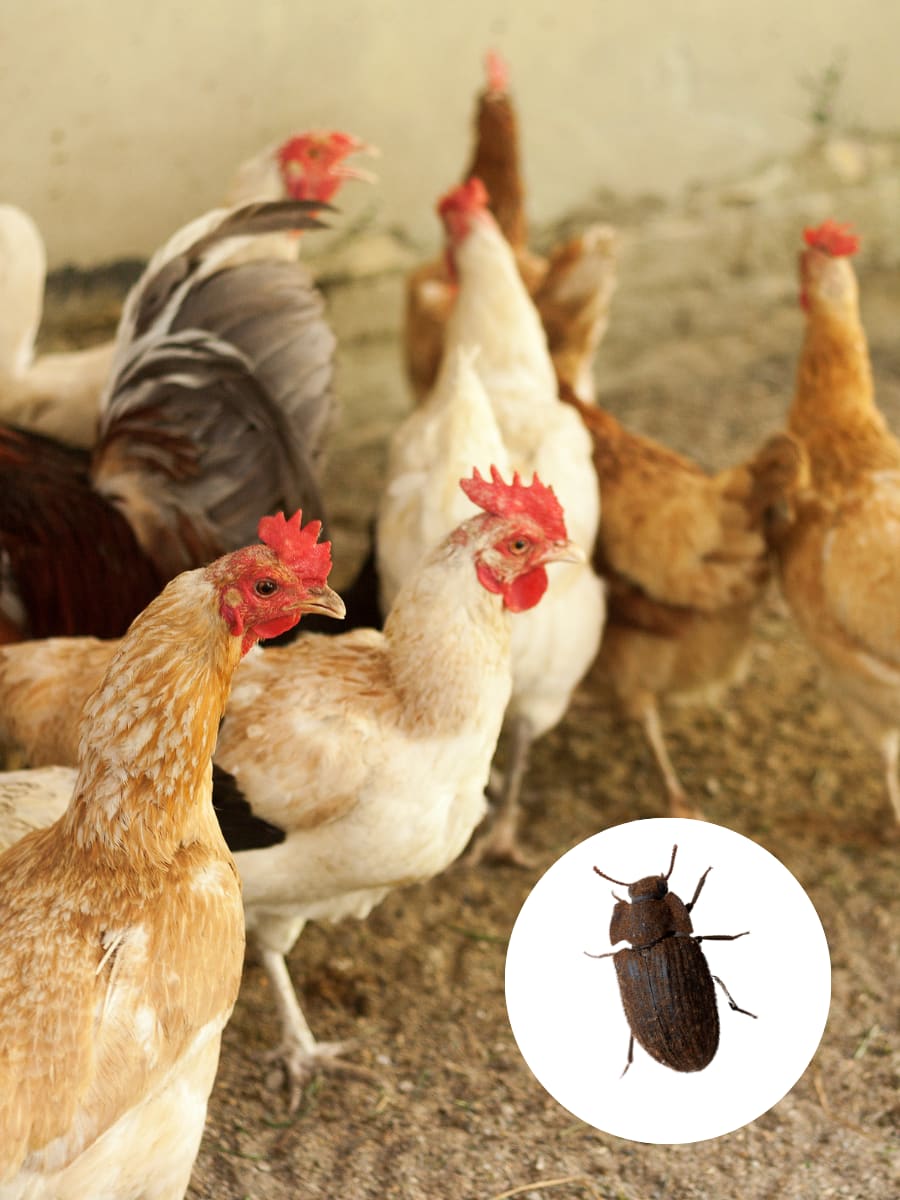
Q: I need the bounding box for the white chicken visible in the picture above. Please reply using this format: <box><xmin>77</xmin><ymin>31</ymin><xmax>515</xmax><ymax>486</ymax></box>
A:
<box><xmin>378</xmin><ymin>177</ymin><xmax>605</xmax><ymax>864</ymax></box>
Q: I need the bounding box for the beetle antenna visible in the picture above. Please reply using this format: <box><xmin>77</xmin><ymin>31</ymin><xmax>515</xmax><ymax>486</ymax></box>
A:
<box><xmin>664</xmin><ymin>844</ymin><xmax>678</xmax><ymax>880</ymax></box>
<box><xmin>592</xmin><ymin>865</ymin><xmax>632</xmax><ymax>887</ymax></box>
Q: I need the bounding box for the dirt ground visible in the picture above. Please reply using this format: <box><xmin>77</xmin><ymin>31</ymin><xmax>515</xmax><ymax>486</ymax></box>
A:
<box><xmin>39</xmin><ymin>239</ymin><xmax>899</xmax><ymax>1199</ymax></box>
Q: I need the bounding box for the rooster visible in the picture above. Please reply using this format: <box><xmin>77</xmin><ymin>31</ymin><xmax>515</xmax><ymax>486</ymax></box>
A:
<box><xmin>769</xmin><ymin>220</ymin><xmax>900</xmax><ymax>824</ymax></box>
<box><xmin>0</xmin><ymin>197</ymin><xmax>340</xmax><ymax>642</ymax></box>
<box><xmin>0</xmin><ymin>513</ymin><xmax>344</xmax><ymax>1197</ymax></box>
<box><xmin>404</xmin><ymin>50</ymin><xmax>618</xmax><ymax>403</ymax></box>
<box><xmin>0</xmin><ymin>132</ymin><xmax>373</xmax><ymax>446</ymax></box>
<box><xmin>0</xmin><ymin>468</ymin><xmax>580</xmax><ymax>1109</ymax></box>
<box><xmin>381</xmin><ymin>180</ymin><xmax>605</xmax><ymax>864</ymax></box>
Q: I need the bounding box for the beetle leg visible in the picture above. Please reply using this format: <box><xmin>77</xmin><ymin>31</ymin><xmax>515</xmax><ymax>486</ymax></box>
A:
<box><xmin>712</xmin><ymin>973</ymin><xmax>757</xmax><ymax>1019</ymax></box>
<box><xmin>685</xmin><ymin>865</ymin><xmax>713</xmax><ymax>913</ymax></box>
<box><xmin>620</xmin><ymin>1033</ymin><xmax>635</xmax><ymax>1077</ymax></box>
<box><xmin>694</xmin><ymin>931</ymin><xmax>750</xmax><ymax>942</ymax></box>
<box><xmin>583</xmin><ymin>948</ymin><xmax>616</xmax><ymax>959</ymax></box>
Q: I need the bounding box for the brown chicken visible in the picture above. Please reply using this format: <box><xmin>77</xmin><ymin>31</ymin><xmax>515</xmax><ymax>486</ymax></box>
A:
<box><xmin>404</xmin><ymin>50</ymin><xmax>617</xmax><ymax>403</ymax></box>
<box><xmin>563</xmin><ymin>384</ymin><xmax>805</xmax><ymax>812</ymax></box>
<box><xmin>770</xmin><ymin>220</ymin><xmax>900</xmax><ymax>823</ymax></box>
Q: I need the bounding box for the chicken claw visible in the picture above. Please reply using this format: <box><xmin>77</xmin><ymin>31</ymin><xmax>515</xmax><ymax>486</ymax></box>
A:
<box><xmin>264</xmin><ymin>1037</ymin><xmax>379</xmax><ymax>1113</ymax></box>
<box><xmin>464</xmin><ymin>813</ymin><xmax>537</xmax><ymax>869</ymax></box>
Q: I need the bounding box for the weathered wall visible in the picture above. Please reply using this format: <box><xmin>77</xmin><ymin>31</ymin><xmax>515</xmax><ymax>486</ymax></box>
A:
<box><xmin>2</xmin><ymin>1</ymin><xmax>898</xmax><ymax>267</ymax></box>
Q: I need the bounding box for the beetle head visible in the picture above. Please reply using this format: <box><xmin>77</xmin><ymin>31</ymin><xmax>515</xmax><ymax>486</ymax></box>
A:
<box><xmin>593</xmin><ymin>844</ymin><xmax>679</xmax><ymax>900</ymax></box>
<box><xmin>627</xmin><ymin>874</ymin><xmax>670</xmax><ymax>902</ymax></box>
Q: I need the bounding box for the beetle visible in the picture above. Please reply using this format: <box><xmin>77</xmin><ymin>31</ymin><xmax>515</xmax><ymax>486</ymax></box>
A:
<box><xmin>585</xmin><ymin>843</ymin><xmax>757</xmax><ymax>1075</ymax></box>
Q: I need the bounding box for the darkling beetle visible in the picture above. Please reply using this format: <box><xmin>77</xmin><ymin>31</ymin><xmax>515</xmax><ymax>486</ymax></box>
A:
<box><xmin>586</xmin><ymin>844</ymin><xmax>757</xmax><ymax>1075</ymax></box>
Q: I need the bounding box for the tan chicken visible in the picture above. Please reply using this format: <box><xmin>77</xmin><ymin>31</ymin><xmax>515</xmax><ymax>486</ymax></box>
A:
<box><xmin>563</xmin><ymin>383</ymin><xmax>806</xmax><ymax>813</ymax></box>
<box><xmin>770</xmin><ymin>220</ymin><xmax>900</xmax><ymax>823</ymax></box>
<box><xmin>0</xmin><ymin>514</ymin><xmax>343</xmax><ymax>1197</ymax></box>
<box><xmin>0</xmin><ymin>469</ymin><xmax>579</xmax><ymax>1109</ymax></box>
<box><xmin>404</xmin><ymin>50</ymin><xmax>617</xmax><ymax>403</ymax></box>
<box><xmin>0</xmin><ymin>132</ymin><xmax>373</xmax><ymax>446</ymax></box>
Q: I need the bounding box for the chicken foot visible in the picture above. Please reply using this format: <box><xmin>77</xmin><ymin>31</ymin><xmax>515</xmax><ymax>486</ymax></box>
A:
<box><xmin>464</xmin><ymin>713</ymin><xmax>536</xmax><ymax>867</ymax></box>
<box><xmin>640</xmin><ymin>703</ymin><xmax>704</xmax><ymax>820</ymax></box>
<box><xmin>259</xmin><ymin>946</ymin><xmax>380</xmax><ymax>1112</ymax></box>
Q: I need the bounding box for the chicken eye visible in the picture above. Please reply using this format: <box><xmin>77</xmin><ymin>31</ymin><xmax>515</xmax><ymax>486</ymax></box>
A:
<box><xmin>509</xmin><ymin>537</ymin><xmax>531</xmax><ymax>555</ymax></box>
<box><xmin>254</xmin><ymin>578</ymin><xmax>279</xmax><ymax>597</ymax></box>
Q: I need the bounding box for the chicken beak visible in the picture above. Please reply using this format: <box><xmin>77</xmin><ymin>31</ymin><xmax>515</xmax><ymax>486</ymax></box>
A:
<box><xmin>542</xmin><ymin>539</ymin><xmax>587</xmax><ymax>567</ymax></box>
<box><xmin>349</xmin><ymin>140</ymin><xmax>381</xmax><ymax>161</ymax></box>
<box><xmin>301</xmin><ymin>584</ymin><xmax>346</xmax><ymax>621</ymax></box>
<box><xmin>338</xmin><ymin>164</ymin><xmax>379</xmax><ymax>185</ymax></box>
<box><xmin>340</xmin><ymin>139</ymin><xmax>381</xmax><ymax>183</ymax></box>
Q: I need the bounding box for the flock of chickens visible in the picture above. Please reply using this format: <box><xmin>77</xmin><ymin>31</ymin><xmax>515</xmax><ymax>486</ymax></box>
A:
<box><xmin>1</xmin><ymin>51</ymin><xmax>898</xmax><ymax>1198</ymax></box>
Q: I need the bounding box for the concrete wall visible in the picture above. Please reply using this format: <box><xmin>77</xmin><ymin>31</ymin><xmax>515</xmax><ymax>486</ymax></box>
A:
<box><xmin>1</xmin><ymin>1</ymin><xmax>898</xmax><ymax>267</ymax></box>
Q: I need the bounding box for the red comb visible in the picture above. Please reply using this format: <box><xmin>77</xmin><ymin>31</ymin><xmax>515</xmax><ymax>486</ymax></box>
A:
<box><xmin>485</xmin><ymin>49</ymin><xmax>509</xmax><ymax>94</ymax></box>
<box><xmin>277</xmin><ymin>131</ymin><xmax>361</xmax><ymax>170</ymax></box>
<box><xmin>460</xmin><ymin>466</ymin><xmax>567</xmax><ymax>541</ymax></box>
<box><xmin>803</xmin><ymin>220</ymin><xmax>860</xmax><ymax>257</ymax></box>
<box><xmin>438</xmin><ymin>176</ymin><xmax>490</xmax><ymax>221</ymax></box>
<box><xmin>277</xmin><ymin>131</ymin><xmax>370</xmax><ymax>203</ymax></box>
<box><xmin>257</xmin><ymin>511</ymin><xmax>332</xmax><ymax>586</ymax></box>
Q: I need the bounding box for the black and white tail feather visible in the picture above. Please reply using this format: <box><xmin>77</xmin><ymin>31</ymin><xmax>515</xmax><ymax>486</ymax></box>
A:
<box><xmin>92</xmin><ymin>199</ymin><xmax>338</xmax><ymax>577</ymax></box>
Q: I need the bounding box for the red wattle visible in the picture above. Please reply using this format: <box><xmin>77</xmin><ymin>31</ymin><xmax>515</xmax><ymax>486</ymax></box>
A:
<box><xmin>243</xmin><ymin>612</ymin><xmax>302</xmax><ymax>655</ymax></box>
<box><xmin>502</xmin><ymin>567</ymin><xmax>548</xmax><ymax>613</ymax></box>
<box><xmin>476</xmin><ymin>561</ymin><xmax>504</xmax><ymax>596</ymax></box>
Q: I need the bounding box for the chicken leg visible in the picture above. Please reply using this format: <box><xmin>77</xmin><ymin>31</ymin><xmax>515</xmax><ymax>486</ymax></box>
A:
<box><xmin>640</xmin><ymin>702</ymin><xmax>704</xmax><ymax>820</ymax></box>
<box><xmin>255</xmin><ymin>936</ymin><xmax>378</xmax><ymax>1112</ymax></box>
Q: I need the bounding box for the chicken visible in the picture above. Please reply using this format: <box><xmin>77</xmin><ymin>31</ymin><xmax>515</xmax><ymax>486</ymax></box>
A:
<box><xmin>0</xmin><ymin>197</ymin><xmax>338</xmax><ymax>642</ymax></box>
<box><xmin>404</xmin><ymin>50</ymin><xmax>618</xmax><ymax>403</ymax></box>
<box><xmin>561</xmin><ymin>384</ymin><xmax>806</xmax><ymax>813</ymax></box>
<box><xmin>0</xmin><ymin>132</ymin><xmax>373</xmax><ymax>445</ymax></box>
<box><xmin>381</xmin><ymin>181</ymin><xmax>605</xmax><ymax>864</ymax></box>
<box><xmin>0</xmin><ymin>468</ymin><xmax>579</xmax><ymax>1109</ymax></box>
<box><xmin>768</xmin><ymin>220</ymin><xmax>900</xmax><ymax>824</ymax></box>
<box><xmin>0</xmin><ymin>512</ymin><xmax>344</xmax><ymax>1197</ymax></box>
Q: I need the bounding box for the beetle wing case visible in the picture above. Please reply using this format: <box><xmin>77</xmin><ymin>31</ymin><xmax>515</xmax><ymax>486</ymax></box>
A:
<box><xmin>614</xmin><ymin>938</ymin><xmax>720</xmax><ymax>1072</ymax></box>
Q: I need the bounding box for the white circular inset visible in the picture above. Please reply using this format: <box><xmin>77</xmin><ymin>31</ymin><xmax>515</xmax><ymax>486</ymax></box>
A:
<box><xmin>505</xmin><ymin>819</ymin><xmax>831</xmax><ymax>1144</ymax></box>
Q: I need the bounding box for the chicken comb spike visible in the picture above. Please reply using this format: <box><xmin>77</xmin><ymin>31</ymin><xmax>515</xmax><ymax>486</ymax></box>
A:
<box><xmin>803</xmin><ymin>219</ymin><xmax>860</xmax><ymax>257</ymax></box>
<box><xmin>257</xmin><ymin>511</ymin><xmax>332</xmax><ymax>585</ymax></box>
<box><xmin>485</xmin><ymin>49</ymin><xmax>509</xmax><ymax>94</ymax></box>
<box><xmin>460</xmin><ymin>466</ymin><xmax>568</xmax><ymax>541</ymax></box>
<box><xmin>438</xmin><ymin>176</ymin><xmax>491</xmax><ymax>220</ymax></box>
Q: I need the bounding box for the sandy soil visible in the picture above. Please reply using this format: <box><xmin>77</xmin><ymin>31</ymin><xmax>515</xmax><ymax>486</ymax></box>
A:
<box><xmin>37</xmin><ymin>250</ymin><xmax>899</xmax><ymax>1200</ymax></box>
